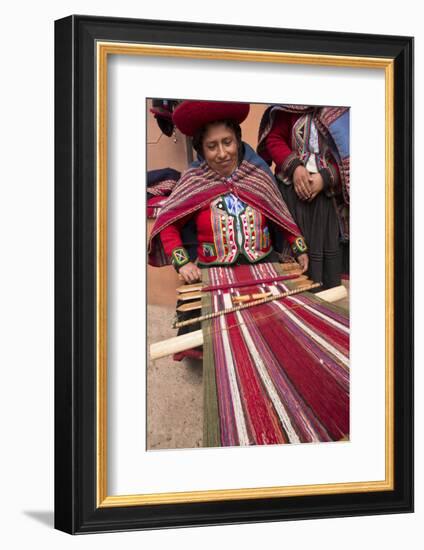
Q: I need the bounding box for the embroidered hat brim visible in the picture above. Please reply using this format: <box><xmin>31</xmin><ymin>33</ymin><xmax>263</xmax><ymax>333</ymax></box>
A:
<box><xmin>172</xmin><ymin>100</ymin><xmax>250</xmax><ymax>136</ymax></box>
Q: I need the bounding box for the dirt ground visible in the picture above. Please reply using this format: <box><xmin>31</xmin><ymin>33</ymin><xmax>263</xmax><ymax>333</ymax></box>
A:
<box><xmin>147</xmin><ymin>304</ymin><xmax>203</xmax><ymax>450</ymax></box>
<box><xmin>147</xmin><ymin>280</ymin><xmax>350</xmax><ymax>451</ymax></box>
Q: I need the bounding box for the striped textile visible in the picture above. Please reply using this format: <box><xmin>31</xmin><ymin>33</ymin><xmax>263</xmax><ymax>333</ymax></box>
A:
<box><xmin>147</xmin><ymin>196</ymin><xmax>168</xmax><ymax>218</ymax></box>
<box><xmin>147</xmin><ymin>178</ymin><xmax>177</xmax><ymax>197</ymax></box>
<box><xmin>202</xmin><ymin>263</ymin><xmax>349</xmax><ymax>447</ymax></box>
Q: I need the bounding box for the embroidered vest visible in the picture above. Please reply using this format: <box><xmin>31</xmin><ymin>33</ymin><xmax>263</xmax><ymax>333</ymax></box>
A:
<box><xmin>198</xmin><ymin>194</ymin><xmax>272</xmax><ymax>266</ymax></box>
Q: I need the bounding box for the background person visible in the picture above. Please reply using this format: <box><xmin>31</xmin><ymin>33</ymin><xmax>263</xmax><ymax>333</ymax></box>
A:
<box><xmin>257</xmin><ymin>104</ymin><xmax>350</xmax><ymax>290</ymax></box>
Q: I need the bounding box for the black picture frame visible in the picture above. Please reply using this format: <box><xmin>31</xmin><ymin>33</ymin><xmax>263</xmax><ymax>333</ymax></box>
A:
<box><xmin>55</xmin><ymin>15</ymin><xmax>414</xmax><ymax>534</ymax></box>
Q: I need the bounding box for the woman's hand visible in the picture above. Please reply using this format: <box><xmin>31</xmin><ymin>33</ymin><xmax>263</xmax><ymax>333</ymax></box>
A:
<box><xmin>179</xmin><ymin>262</ymin><xmax>202</xmax><ymax>284</ymax></box>
<box><xmin>307</xmin><ymin>173</ymin><xmax>324</xmax><ymax>202</ymax></box>
<box><xmin>293</xmin><ymin>165</ymin><xmax>312</xmax><ymax>201</ymax></box>
<box><xmin>297</xmin><ymin>253</ymin><xmax>309</xmax><ymax>274</ymax></box>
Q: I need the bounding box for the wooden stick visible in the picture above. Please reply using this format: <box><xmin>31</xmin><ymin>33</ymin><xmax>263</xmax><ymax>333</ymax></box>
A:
<box><xmin>177</xmin><ymin>291</ymin><xmax>203</xmax><ymax>302</ymax></box>
<box><xmin>315</xmin><ymin>285</ymin><xmax>347</xmax><ymax>302</ymax></box>
<box><xmin>176</xmin><ymin>277</ymin><xmax>311</xmax><ymax>311</ymax></box>
<box><xmin>232</xmin><ymin>292</ymin><xmax>272</xmax><ymax>303</ymax></box>
<box><xmin>176</xmin><ymin>270</ymin><xmax>302</xmax><ymax>294</ymax></box>
<box><xmin>150</xmin><ymin>330</ymin><xmax>203</xmax><ymax>361</ymax></box>
<box><xmin>177</xmin><ymin>284</ymin><xmax>311</xmax><ymax>311</ymax></box>
<box><xmin>177</xmin><ymin>261</ymin><xmax>300</xmax><ymax>283</ymax></box>
<box><xmin>150</xmin><ymin>284</ymin><xmax>348</xmax><ymax>360</ymax></box>
<box><xmin>282</xmin><ymin>275</ymin><xmax>309</xmax><ymax>287</ymax></box>
<box><xmin>177</xmin><ymin>300</ymin><xmax>202</xmax><ymax>312</ymax></box>
<box><xmin>177</xmin><ymin>283</ymin><xmax>204</xmax><ymax>294</ymax></box>
<box><xmin>175</xmin><ymin>280</ymin><xmax>342</xmax><ymax>313</ymax></box>
<box><xmin>173</xmin><ymin>282</ymin><xmax>321</xmax><ymax>329</ymax></box>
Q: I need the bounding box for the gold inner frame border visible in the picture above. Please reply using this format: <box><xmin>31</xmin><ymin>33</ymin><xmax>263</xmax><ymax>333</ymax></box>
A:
<box><xmin>96</xmin><ymin>42</ymin><xmax>394</xmax><ymax>508</ymax></box>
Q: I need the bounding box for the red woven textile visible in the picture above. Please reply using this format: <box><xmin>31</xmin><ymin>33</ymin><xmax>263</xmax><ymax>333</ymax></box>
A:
<box><xmin>202</xmin><ymin>263</ymin><xmax>349</xmax><ymax>447</ymax></box>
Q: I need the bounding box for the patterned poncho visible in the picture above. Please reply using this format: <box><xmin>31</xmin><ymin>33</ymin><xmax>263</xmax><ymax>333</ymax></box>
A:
<box><xmin>148</xmin><ymin>144</ymin><xmax>303</xmax><ymax>267</ymax></box>
<box><xmin>257</xmin><ymin>105</ymin><xmax>350</xmax><ymax>206</ymax></box>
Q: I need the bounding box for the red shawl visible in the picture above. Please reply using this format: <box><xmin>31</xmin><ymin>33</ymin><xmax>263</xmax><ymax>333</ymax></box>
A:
<box><xmin>148</xmin><ymin>144</ymin><xmax>302</xmax><ymax>267</ymax></box>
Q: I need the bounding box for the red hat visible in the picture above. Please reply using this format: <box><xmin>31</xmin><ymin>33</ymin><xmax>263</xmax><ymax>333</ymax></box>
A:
<box><xmin>172</xmin><ymin>100</ymin><xmax>250</xmax><ymax>137</ymax></box>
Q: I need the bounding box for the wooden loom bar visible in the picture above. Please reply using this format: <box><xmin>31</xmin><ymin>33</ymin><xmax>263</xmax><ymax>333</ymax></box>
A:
<box><xmin>173</xmin><ymin>283</ymin><xmax>321</xmax><ymax>329</ymax></box>
<box><xmin>177</xmin><ymin>276</ymin><xmax>311</xmax><ymax>311</ymax></box>
<box><xmin>150</xmin><ymin>331</ymin><xmax>204</xmax><ymax>360</ymax></box>
<box><xmin>176</xmin><ymin>270</ymin><xmax>303</xmax><ymax>294</ymax></box>
<box><xmin>150</xmin><ymin>285</ymin><xmax>348</xmax><ymax>360</ymax></box>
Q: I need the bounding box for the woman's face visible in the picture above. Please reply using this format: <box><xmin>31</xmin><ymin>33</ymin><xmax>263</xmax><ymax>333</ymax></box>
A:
<box><xmin>202</xmin><ymin>123</ymin><xmax>239</xmax><ymax>177</ymax></box>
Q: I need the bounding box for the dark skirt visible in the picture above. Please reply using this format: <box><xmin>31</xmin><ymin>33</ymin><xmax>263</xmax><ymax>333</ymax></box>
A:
<box><xmin>280</xmin><ymin>184</ymin><xmax>342</xmax><ymax>290</ymax></box>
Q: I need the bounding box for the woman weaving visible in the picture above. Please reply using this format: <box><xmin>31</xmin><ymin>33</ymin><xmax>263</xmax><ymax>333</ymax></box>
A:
<box><xmin>148</xmin><ymin>101</ymin><xmax>350</xmax><ymax>447</ymax></box>
<box><xmin>148</xmin><ymin>100</ymin><xmax>309</xmax><ymax>281</ymax></box>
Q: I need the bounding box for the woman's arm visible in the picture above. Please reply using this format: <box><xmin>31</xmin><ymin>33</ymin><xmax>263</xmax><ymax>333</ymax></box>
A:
<box><xmin>266</xmin><ymin>112</ymin><xmax>312</xmax><ymax>200</ymax></box>
<box><xmin>296</xmin><ymin>253</ymin><xmax>309</xmax><ymax>274</ymax></box>
<box><xmin>266</xmin><ymin>112</ymin><xmax>304</xmax><ymax>180</ymax></box>
<box><xmin>178</xmin><ymin>262</ymin><xmax>202</xmax><ymax>283</ymax></box>
<box><xmin>160</xmin><ymin>219</ymin><xmax>202</xmax><ymax>283</ymax></box>
<box><xmin>285</xmin><ymin>233</ymin><xmax>309</xmax><ymax>273</ymax></box>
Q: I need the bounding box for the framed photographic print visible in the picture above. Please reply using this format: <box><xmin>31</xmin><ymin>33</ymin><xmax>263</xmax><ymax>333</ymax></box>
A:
<box><xmin>54</xmin><ymin>15</ymin><xmax>413</xmax><ymax>533</ymax></box>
